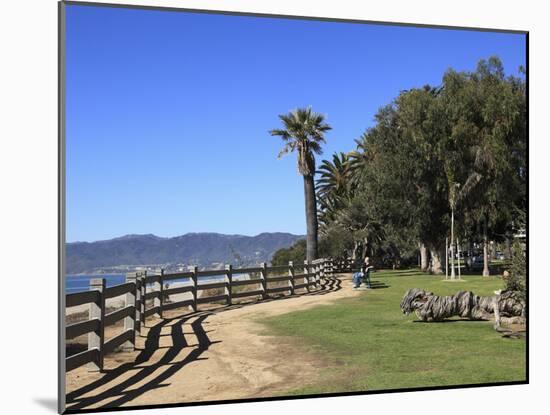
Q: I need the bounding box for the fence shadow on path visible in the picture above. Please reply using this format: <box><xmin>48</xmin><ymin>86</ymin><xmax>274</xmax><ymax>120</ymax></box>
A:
<box><xmin>66</xmin><ymin>275</ymin><xmax>343</xmax><ymax>410</ymax></box>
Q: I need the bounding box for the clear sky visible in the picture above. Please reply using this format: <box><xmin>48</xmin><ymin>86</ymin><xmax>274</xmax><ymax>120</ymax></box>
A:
<box><xmin>65</xmin><ymin>4</ymin><xmax>526</xmax><ymax>243</ymax></box>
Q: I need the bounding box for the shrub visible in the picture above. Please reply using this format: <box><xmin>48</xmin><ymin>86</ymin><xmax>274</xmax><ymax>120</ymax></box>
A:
<box><xmin>504</xmin><ymin>240</ymin><xmax>526</xmax><ymax>298</ymax></box>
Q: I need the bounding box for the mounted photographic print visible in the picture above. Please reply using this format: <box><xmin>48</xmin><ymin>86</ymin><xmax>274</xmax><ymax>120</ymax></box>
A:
<box><xmin>58</xmin><ymin>1</ymin><xmax>528</xmax><ymax>413</ymax></box>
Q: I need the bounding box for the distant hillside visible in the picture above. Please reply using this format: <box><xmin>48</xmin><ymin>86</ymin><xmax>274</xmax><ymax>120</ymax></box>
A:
<box><xmin>66</xmin><ymin>232</ymin><xmax>304</xmax><ymax>274</ymax></box>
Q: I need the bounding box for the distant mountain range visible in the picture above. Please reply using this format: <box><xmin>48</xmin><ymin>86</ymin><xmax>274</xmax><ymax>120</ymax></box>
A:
<box><xmin>66</xmin><ymin>232</ymin><xmax>304</xmax><ymax>274</ymax></box>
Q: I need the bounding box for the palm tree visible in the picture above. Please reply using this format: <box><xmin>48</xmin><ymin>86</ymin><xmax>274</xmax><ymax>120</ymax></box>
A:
<box><xmin>269</xmin><ymin>107</ymin><xmax>332</xmax><ymax>261</ymax></box>
<box><xmin>316</xmin><ymin>152</ymin><xmax>352</xmax><ymax>200</ymax></box>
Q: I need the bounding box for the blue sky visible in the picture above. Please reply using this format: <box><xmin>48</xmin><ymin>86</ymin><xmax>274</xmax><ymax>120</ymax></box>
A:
<box><xmin>65</xmin><ymin>4</ymin><xmax>526</xmax><ymax>242</ymax></box>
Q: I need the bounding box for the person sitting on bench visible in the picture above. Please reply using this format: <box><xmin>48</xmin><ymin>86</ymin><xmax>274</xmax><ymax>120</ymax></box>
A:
<box><xmin>353</xmin><ymin>256</ymin><xmax>374</xmax><ymax>289</ymax></box>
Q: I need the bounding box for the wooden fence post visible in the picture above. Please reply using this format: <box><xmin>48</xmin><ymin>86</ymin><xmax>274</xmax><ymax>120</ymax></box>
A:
<box><xmin>261</xmin><ymin>262</ymin><xmax>268</xmax><ymax>299</ymax></box>
<box><xmin>142</xmin><ymin>270</ymin><xmax>148</xmax><ymax>326</ymax></box>
<box><xmin>133</xmin><ymin>272</ymin><xmax>142</xmax><ymax>335</ymax></box>
<box><xmin>315</xmin><ymin>262</ymin><xmax>320</xmax><ymax>290</ymax></box>
<box><xmin>304</xmin><ymin>260</ymin><xmax>310</xmax><ymax>292</ymax></box>
<box><xmin>123</xmin><ymin>273</ymin><xmax>137</xmax><ymax>351</ymax></box>
<box><xmin>317</xmin><ymin>259</ymin><xmax>325</xmax><ymax>289</ymax></box>
<box><xmin>139</xmin><ymin>272</ymin><xmax>146</xmax><ymax>330</ymax></box>
<box><xmin>225</xmin><ymin>264</ymin><xmax>233</xmax><ymax>305</ymax></box>
<box><xmin>288</xmin><ymin>261</ymin><xmax>295</xmax><ymax>295</ymax></box>
<box><xmin>88</xmin><ymin>278</ymin><xmax>105</xmax><ymax>372</ymax></box>
<box><xmin>153</xmin><ymin>269</ymin><xmax>164</xmax><ymax>318</ymax></box>
<box><xmin>189</xmin><ymin>266</ymin><xmax>198</xmax><ymax>312</ymax></box>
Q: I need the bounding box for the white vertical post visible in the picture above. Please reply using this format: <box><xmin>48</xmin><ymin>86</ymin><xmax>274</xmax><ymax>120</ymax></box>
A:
<box><xmin>88</xmin><ymin>278</ymin><xmax>105</xmax><ymax>372</ymax></box>
<box><xmin>445</xmin><ymin>238</ymin><xmax>449</xmax><ymax>280</ymax></box>
<box><xmin>457</xmin><ymin>239</ymin><xmax>462</xmax><ymax>280</ymax></box>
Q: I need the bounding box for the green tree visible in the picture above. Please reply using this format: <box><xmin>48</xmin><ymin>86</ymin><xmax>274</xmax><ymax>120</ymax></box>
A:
<box><xmin>271</xmin><ymin>239</ymin><xmax>307</xmax><ymax>266</ymax></box>
<box><xmin>504</xmin><ymin>240</ymin><xmax>526</xmax><ymax>298</ymax></box>
<box><xmin>441</xmin><ymin>57</ymin><xmax>526</xmax><ymax>276</ymax></box>
<box><xmin>270</xmin><ymin>107</ymin><xmax>332</xmax><ymax>261</ymax></box>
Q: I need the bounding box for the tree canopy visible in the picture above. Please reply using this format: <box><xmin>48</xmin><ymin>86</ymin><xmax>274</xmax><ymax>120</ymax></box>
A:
<box><xmin>313</xmin><ymin>57</ymin><xmax>526</xmax><ymax>272</ymax></box>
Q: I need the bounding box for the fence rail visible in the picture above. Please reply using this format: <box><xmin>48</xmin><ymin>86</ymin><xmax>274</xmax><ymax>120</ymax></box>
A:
<box><xmin>65</xmin><ymin>258</ymin><xmax>345</xmax><ymax>372</ymax></box>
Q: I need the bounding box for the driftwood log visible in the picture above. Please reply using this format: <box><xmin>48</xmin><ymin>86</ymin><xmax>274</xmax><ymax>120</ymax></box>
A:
<box><xmin>400</xmin><ymin>288</ymin><xmax>525</xmax><ymax>328</ymax></box>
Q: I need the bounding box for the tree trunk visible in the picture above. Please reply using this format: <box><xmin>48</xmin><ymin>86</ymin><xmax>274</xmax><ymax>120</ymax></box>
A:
<box><xmin>483</xmin><ymin>218</ymin><xmax>490</xmax><ymax>276</ymax></box>
<box><xmin>303</xmin><ymin>174</ymin><xmax>319</xmax><ymax>261</ymax></box>
<box><xmin>361</xmin><ymin>237</ymin><xmax>369</xmax><ymax>259</ymax></box>
<box><xmin>420</xmin><ymin>243</ymin><xmax>429</xmax><ymax>272</ymax></box>
<box><xmin>429</xmin><ymin>246</ymin><xmax>444</xmax><ymax>274</ymax></box>
<box><xmin>505</xmin><ymin>237</ymin><xmax>512</xmax><ymax>260</ymax></box>
<box><xmin>490</xmin><ymin>241</ymin><xmax>497</xmax><ymax>260</ymax></box>
<box><xmin>351</xmin><ymin>240</ymin><xmax>360</xmax><ymax>261</ymax></box>
<box><xmin>450</xmin><ymin>208</ymin><xmax>456</xmax><ymax>279</ymax></box>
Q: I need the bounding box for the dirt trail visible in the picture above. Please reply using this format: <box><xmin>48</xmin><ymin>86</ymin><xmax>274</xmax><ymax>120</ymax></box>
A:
<box><xmin>65</xmin><ymin>274</ymin><xmax>359</xmax><ymax>410</ymax></box>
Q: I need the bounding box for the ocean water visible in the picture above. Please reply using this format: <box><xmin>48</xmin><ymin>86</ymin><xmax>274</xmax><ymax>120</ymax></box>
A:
<box><xmin>65</xmin><ymin>273</ymin><xmax>244</xmax><ymax>294</ymax></box>
<box><xmin>66</xmin><ymin>274</ymin><xmax>127</xmax><ymax>293</ymax></box>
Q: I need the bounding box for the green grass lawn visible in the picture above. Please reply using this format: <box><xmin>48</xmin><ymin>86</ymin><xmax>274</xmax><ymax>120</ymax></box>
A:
<box><xmin>259</xmin><ymin>269</ymin><xmax>526</xmax><ymax>394</ymax></box>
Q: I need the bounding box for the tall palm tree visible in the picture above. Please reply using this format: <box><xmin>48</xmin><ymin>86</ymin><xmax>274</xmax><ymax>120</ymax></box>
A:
<box><xmin>269</xmin><ymin>107</ymin><xmax>332</xmax><ymax>261</ymax></box>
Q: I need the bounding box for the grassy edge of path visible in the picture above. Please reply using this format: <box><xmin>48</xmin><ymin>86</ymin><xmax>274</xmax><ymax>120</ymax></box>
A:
<box><xmin>257</xmin><ymin>269</ymin><xmax>526</xmax><ymax>395</ymax></box>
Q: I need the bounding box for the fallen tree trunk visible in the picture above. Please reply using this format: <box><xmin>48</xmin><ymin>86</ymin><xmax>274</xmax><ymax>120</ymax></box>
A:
<box><xmin>400</xmin><ymin>288</ymin><xmax>525</xmax><ymax>327</ymax></box>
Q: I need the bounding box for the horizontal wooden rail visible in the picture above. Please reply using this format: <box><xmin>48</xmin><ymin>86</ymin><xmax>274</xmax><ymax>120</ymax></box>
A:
<box><xmin>66</xmin><ymin>290</ymin><xmax>100</xmax><ymax>308</ymax></box>
<box><xmin>197</xmin><ymin>281</ymin><xmax>228</xmax><ymax>290</ymax></box>
<box><xmin>162</xmin><ymin>299</ymin><xmax>194</xmax><ymax>311</ymax></box>
<box><xmin>66</xmin><ymin>348</ymin><xmax>99</xmax><ymax>372</ymax></box>
<box><xmin>104</xmin><ymin>282</ymin><xmax>135</xmax><ymax>299</ymax></box>
<box><xmin>144</xmin><ymin>274</ymin><xmax>161</xmax><ymax>284</ymax></box>
<box><xmin>162</xmin><ymin>271</ymin><xmax>193</xmax><ymax>281</ymax></box>
<box><xmin>66</xmin><ymin>318</ymin><xmax>100</xmax><ymax>340</ymax></box>
<box><xmin>197</xmin><ymin>294</ymin><xmax>228</xmax><ymax>304</ymax></box>
<box><xmin>267</xmin><ymin>275</ymin><xmax>291</xmax><ymax>283</ymax></box>
<box><xmin>197</xmin><ymin>269</ymin><xmax>226</xmax><ymax>277</ymax></box>
<box><xmin>232</xmin><ymin>266</ymin><xmax>262</xmax><ymax>274</ymax></box>
<box><xmin>103</xmin><ymin>329</ymin><xmax>134</xmax><ymax>355</ymax></box>
<box><xmin>164</xmin><ymin>285</ymin><xmax>194</xmax><ymax>296</ymax></box>
<box><xmin>104</xmin><ymin>305</ymin><xmax>135</xmax><ymax>326</ymax></box>
<box><xmin>266</xmin><ymin>264</ymin><xmax>291</xmax><ymax>272</ymax></box>
<box><xmin>144</xmin><ymin>290</ymin><xmax>160</xmax><ymax>300</ymax></box>
<box><xmin>266</xmin><ymin>286</ymin><xmax>291</xmax><ymax>294</ymax></box>
<box><xmin>231</xmin><ymin>278</ymin><xmax>263</xmax><ymax>287</ymax></box>
<box><xmin>232</xmin><ymin>289</ymin><xmax>265</xmax><ymax>299</ymax></box>
<box><xmin>144</xmin><ymin>305</ymin><xmax>161</xmax><ymax>318</ymax></box>
<box><xmin>293</xmin><ymin>282</ymin><xmax>309</xmax><ymax>290</ymax></box>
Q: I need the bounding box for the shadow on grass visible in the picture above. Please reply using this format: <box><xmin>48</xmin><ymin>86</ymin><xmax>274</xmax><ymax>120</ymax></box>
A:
<box><xmin>412</xmin><ymin>318</ymin><xmax>485</xmax><ymax>324</ymax></box>
<box><xmin>369</xmin><ymin>280</ymin><xmax>390</xmax><ymax>289</ymax></box>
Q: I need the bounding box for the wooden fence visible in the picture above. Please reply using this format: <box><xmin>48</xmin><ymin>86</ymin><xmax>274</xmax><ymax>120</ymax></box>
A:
<box><xmin>65</xmin><ymin>258</ymin><xmax>340</xmax><ymax>372</ymax></box>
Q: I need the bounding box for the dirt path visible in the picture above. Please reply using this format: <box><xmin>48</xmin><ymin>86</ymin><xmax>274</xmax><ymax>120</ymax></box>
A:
<box><xmin>65</xmin><ymin>274</ymin><xmax>359</xmax><ymax>410</ymax></box>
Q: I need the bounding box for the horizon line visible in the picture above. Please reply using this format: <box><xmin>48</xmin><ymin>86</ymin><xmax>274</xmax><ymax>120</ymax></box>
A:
<box><xmin>67</xmin><ymin>230</ymin><xmax>307</xmax><ymax>244</ymax></box>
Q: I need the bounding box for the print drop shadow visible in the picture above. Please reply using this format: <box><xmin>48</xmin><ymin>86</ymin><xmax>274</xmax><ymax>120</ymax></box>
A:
<box><xmin>65</xmin><ymin>275</ymin><xmax>342</xmax><ymax>410</ymax></box>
